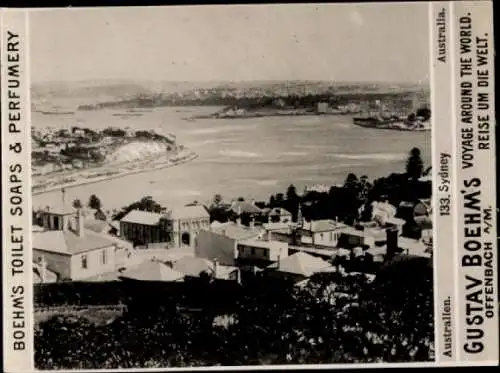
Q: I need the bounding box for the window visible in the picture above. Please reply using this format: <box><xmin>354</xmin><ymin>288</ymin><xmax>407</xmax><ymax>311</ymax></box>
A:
<box><xmin>53</xmin><ymin>215</ymin><xmax>60</xmax><ymax>230</ymax></box>
<box><xmin>101</xmin><ymin>249</ymin><xmax>107</xmax><ymax>265</ymax></box>
<box><xmin>329</xmin><ymin>232</ymin><xmax>333</xmax><ymax>241</ymax></box>
<box><xmin>81</xmin><ymin>254</ymin><xmax>88</xmax><ymax>269</ymax></box>
<box><xmin>251</xmin><ymin>247</ymin><xmax>256</xmax><ymax>256</ymax></box>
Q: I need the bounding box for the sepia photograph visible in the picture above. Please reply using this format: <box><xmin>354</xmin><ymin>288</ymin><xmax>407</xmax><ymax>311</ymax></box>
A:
<box><xmin>30</xmin><ymin>3</ymin><xmax>435</xmax><ymax>369</ymax></box>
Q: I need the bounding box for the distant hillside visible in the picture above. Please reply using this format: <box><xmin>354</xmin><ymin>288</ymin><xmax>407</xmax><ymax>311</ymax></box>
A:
<box><xmin>31</xmin><ymin>80</ymin><xmax>429</xmax><ymax>112</ymax></box>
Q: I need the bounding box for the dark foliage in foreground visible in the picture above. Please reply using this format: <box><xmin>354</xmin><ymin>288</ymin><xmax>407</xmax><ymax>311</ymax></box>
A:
<box><xmin>35</xmin><ymin>257</ymin><xmax>434</xmax><ymax>369</ymax></box>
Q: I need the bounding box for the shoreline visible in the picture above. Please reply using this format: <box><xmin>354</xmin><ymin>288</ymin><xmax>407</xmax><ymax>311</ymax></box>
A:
<box><xmin>188</xmin><ymin>111</ymin><xmax>359</xmax><ymax>120</ymax></box>
<box><xmin>32</xmin><ymin>151</ymin><xmax>198</xmax><ymax>196</ymax></box>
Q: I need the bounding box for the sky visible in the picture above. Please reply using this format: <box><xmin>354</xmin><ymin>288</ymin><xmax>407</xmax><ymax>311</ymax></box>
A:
<box><xmin>30</xmin><ymin>3</ymin><xmax>430</xmax><ymax>84</ymax></box>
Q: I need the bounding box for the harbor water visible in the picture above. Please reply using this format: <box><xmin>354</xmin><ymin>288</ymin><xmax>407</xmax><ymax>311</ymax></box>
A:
<box><xmin>32</xmin><ymin>106</ymin><xmax>431</xmax><ymax>211</ymax></box>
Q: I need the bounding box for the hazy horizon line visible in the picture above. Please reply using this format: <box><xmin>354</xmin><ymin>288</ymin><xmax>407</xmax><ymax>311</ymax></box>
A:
<box><xmin>32</xmin><ymin>78</ymin><xmax>430</xmax><ymax>86</ymax></box>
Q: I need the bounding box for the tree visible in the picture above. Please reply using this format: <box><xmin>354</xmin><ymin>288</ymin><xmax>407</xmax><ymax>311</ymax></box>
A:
<box><xmin>88</xmin><ymin>194</ymin><xmax>101</xmax><ymax>210</ymax></box>
<box><xmin>286</xmin><ymin>185</ymin><xmax>300</xmax><ymax>221</ymax></box>
<box><xmin>344</xmin><ymin>173</ymin><xmax>359</xmax><ymax>188</ymax></box>
<box><xmin>360</xmin><ymin>202</ymin><xmax>373</xmax><ymax>222</ymax></box>
<box><xmin>94</xmin><ymin>209</ymin><xmax>107</xmax><ymax>221</ymax></box>
<box><xmin>213</xmin><ymin>194</ymin><xmax>222</xmax><ymax>206</ymax></box>
<box><xmin>416</xmin><ymin>107</ymin><xmax>431</xmax><ymax>121</ymax></box>
<box><xmin>286</xmin><ymin>184</ymin><xmax>298</xmax><ymax>201</ymax></box>
<box><xmin>406</xmin><ymin>147</ymin><xmax>424</xmax><ymax>180</ymax></box>
<box><xmin>72</xmin><ymin>199</ymin><xmax>82</xmax><ymax>209</ymax></box>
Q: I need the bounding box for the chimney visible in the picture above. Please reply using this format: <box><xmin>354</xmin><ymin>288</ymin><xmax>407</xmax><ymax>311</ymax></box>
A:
<box><xmin>213</xmin><ymin>258</ymin><xmax>219</xmax><ymax>278</ymax></box>
<box><xmin>76</xmin><ymin>208</ymin><xmax>85</xmax><ymax>237</ymax></box>
<box><xmin>386</xmin><ymin>227</ymin><xmax>398</xmax><ymax>260</ymax></box>
<box><xmin>251</xmin><ymin>198</ymin><xmax>256</xmax><ymax>206</ymax></box>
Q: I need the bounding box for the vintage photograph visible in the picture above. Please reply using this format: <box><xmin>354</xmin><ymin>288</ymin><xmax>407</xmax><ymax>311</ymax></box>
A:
<box><xmin>31</xmin><ymin>4</ymin><xmax>434</xmax><ymax>368</ymax></box>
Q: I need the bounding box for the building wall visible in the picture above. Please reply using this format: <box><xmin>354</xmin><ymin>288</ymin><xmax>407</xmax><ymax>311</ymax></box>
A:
<box><xmin>300</xmin><ymin>230</ymin><xmax>341</xmax><ymax>248</ymax></box>
<box><xmin>268</xmin><ymin>214</ymin><xmax>292</xmax><ymax>224</ymax></box>
<box><xmin>195</xmin><ymin>230</ymin><xmax>237</xmax><ymax>266</ymax></box>
<box><xmin>237</xmin><ymin>241</ymin><xmax>288</xmax><ymax>262</ymax></box>
<box><xmin>33</xmin><ymin>249</ymin><xmax>71</xmax><ymax>280</ymax></box>
<box><xmin>341</xmin><ymin>233</ymin><xmax>375</xmax><ymax>248</ymax></box>
<box><xmin>41</xmin><ymin>212</ymin><xmax>73</xmax><ymax>231</ymax></box>
<box><xmin>120</xmin><ymin>216</ymin><xmax>210</xmax><ymax>247</ymax></box>
<box><xmin>268</xmin><ymin>231</ymin><xmax>294</xmax><ymax>244</ymax></box>
<box><xmin>171</xmin><ymin>217</ymin><xmax>211</xmax><ymax>247</ymax></box>
<box><xmin>312</xmin><ymin>231</ymin><xmax>341</xmax><ymax>248</ymax></box>
<box><xmin>69</xmin><ymin>245</ymin><xmax>116</xmax><ymax>280</ymax></box>
<box><xmin>120</xmin><ymin>222</ymin><xmax>168</xmax><ymax>245</ymax></box>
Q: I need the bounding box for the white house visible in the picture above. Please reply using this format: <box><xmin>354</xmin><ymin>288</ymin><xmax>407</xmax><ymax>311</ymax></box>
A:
<box><xmin>32</xmin><ymin>211</ymin><xmax>119</xmax><ymax>281</ymax></box>
<box><xmin>299</xmin><ymin>220</ymin><xmax>348</xmax><ymax>249</ymax></box>
<box><xmin>237</xmin><ymin>238</ymin><xmax>289</xmax><ymax>263</ymax></box>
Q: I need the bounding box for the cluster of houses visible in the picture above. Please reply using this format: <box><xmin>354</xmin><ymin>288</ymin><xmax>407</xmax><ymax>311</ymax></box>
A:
<box><xmin>32</xmin><ymin>193</ymin><xmax>433</xmax><ymax>287</ymax></box>
<box><xmin>31</xmin><ymin>126</ymin><xmax>176</xmax><ymax>176</ymax></box>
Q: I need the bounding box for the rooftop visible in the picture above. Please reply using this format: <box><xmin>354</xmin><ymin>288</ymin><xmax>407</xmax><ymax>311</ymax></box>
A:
<box><xmin>238</xmin><ymin>238</ymin><xmax>284</xmax><ymax>249</ymax></box>
<box><xmin>262</xmin><ymin>207</ymin><xmax>292</xmax><ymax>216</ymax></box>
<box><xmin>120</xmin><ymin>210</ymin><xmax>164</xmax><ymax>226</ymax></box>
<box><xmin>289</xmin><ymin>245</ymin><xmax>334</xmax><ymax>259</ymax></box>
<box><xmin>211</xmin><ymin>222</ymin><xmax>260</xmax><ymax>241</ymax></box>
<box><xmin>119</xmin><ymin>260</ymin><xmax>185</xmax><ymax>282</ymax></box>
<box><xmin>385</xmin><ymin>217</ymin><xmax>406</xmax><ymax>226</ymax></box>
<box><xmin>33</xmin><ymin>229</ymin><xmax>118</xmax><ymax>255</ymax></box>
<box><xmin>168</xmin><ymin>205</ymin><xmax>210</xmax><ymax>220</ymax></box>
<box><xmin>171</xmin><ymin>256</ymin><xmax>213</xmax><ymax>277</ymax></box>
<box><xmin>302</xmin><ymin>219</ymin><xmax>347</xmax><ymax>233</ymax></box>
<box><xmin>267</xmin><ymin>252</ymin><xmax>335</xmax><ymax>277</ymax></box>
<box><xmin>263</xmin><ymin>222</ymin><xmax>292</xmax><ymax>232</ymax></box>
<box><xmin>229</xmin><ymin>201</ymin><xmax>263</xmax><ymax>215</ymax></box>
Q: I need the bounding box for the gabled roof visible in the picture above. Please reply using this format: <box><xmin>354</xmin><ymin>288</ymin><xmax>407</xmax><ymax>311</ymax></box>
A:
<box><xmin>229</xmin><ymin>201</ymin><xmax>262</xmax><ymax>215</ymax></box>
<box><xmin>120</xmin><ymin>210</ymin><xmax>164</xmax><ymax>226</ymax></box>
<box><xmin>171</xmin><ymin>256</ymin><xmax>213</xmax><ymax>277</ymax></box>
<box><xmin>119</xmin><ymin>260</ymin><xmax>185</xmax><ymax>282</ymax></box>
<box><xmin>267</xmin><ymin>252</ymin><xmax>334</xmax><ymax>277</ymax></box>
<box><xmin>33</xmin><ymin>229</ymin><xmax>117</xmax><ymax>255</ymax></box>
<box><xmin>168</xmin><ymin>205</ymin><xmax>210</xmax><ymax>220</ymax></box>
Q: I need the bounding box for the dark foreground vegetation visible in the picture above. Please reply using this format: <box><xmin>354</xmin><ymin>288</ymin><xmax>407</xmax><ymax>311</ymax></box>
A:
<box><xmin>35</xmin><ymin>256</ymin><xmax>433</xmax><ymax>369</ymax></box>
